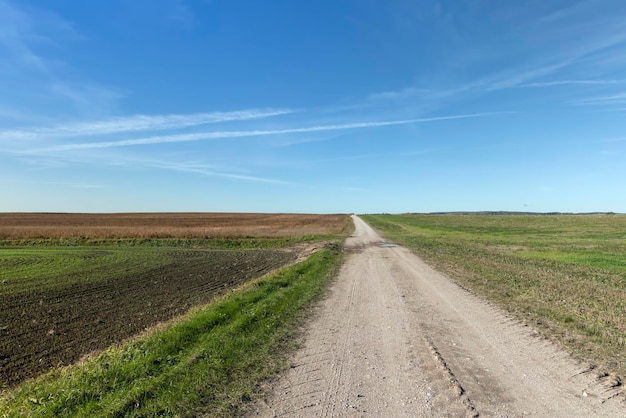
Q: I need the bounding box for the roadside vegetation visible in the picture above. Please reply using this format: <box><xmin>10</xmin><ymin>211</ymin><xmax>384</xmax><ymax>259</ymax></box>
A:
<box><xmin>362</xmin><ymin>213</ymin><xmax>626</xmax><ymax>379</ymax></box>
<box><xmin>0</xmin><ymin>247</ymin><xmax>343</xmax><ymax>417</ymax></box>
<box><xmin>0</xmin><ymin>213</ymin><xmax>351</xmax><ymax>416</ymax></box>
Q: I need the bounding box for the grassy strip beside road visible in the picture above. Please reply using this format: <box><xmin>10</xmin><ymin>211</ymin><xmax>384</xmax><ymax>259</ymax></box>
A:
<box><xmin>0</xmin><ymin>247</ymin><xmax>342</xmax><ymax>417</ymax></box>
<box><xmin>362</xmin><ymin>214</ymin><xmax>626</xmax><ymax>378</ymax></box>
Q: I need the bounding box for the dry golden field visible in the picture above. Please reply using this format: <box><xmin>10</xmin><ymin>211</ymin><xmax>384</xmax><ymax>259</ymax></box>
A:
<box><xmin>0</xmin><ymin>213</ymin><xmax>349</xmax><ymax>239</ymax></box>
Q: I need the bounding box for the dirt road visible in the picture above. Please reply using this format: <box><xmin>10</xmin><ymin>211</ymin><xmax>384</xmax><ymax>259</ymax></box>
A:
<box><xmin>251</xmin><ymin>216</ymin><xmax>624</xmax><ymax>417</ymax></box>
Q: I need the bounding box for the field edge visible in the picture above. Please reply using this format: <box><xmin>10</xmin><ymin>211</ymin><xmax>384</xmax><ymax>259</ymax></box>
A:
<box><xmin>0</xmin><ymin>245</ymin><xmax>345</xmax><ymax>417</ymax></box>
<box><xmin>361</xmin><ymin>214</ymin><xmax>626</xmax><ymax>386</ymax></box>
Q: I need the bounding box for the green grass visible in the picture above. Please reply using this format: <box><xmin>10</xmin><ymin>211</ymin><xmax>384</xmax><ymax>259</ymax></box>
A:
<box><xmin>0</xmin><ymin>247</ymin><xmax>343</xmax><ymax>417</ymax></box>
<box><xmin>0</xmin><ymin>235</ymin><xmax>337</xmax><ymax>294</ymax></box>
<box><xmin>0</xmin><ymin>235</ymin><xmax>318</xmax><ymax>249</ymax></box>
<box><xmin>362</xmin><ymin>213</ymin><xmax>626</xmax><ymax>377</ymax></box>
<box><xmin>0</xmin><ymin>246</ymin><xmax>171</xmax><ymax>294</ymax></box>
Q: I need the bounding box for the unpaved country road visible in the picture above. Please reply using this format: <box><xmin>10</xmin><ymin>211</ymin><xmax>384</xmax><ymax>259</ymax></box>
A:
<box><xmin>250</xmin><ymin>215</ymin><xmax>625</xmax><ymax>417</ymax></box>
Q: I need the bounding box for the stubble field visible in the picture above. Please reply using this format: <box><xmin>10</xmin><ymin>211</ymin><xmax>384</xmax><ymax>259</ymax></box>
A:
<box><xmin>0</xmin><ymin>213</ymin><xmax>349</xmax><ymax>390</ymax></box>
<box><xmin>362</xmin><ymin>213</ymin><xmax>626</xmax><ymax>380</ymax></box>
<box><xmin>0</xmin><ymin>212</ymin><xmax>347</xmax><ymax>240</ymax></box>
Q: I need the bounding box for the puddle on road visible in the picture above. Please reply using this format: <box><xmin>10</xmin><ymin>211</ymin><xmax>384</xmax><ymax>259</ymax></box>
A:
<box><xmin>343</xmin><ymin>242</ymin><xmax>399</xmax><ymax>251</ymax></box>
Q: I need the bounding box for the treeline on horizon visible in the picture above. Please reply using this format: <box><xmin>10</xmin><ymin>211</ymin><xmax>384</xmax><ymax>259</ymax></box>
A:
<box><xmin>399</xmin><ymin>211</ymin><xmax>620</xmax><ymax>216</ymax></box>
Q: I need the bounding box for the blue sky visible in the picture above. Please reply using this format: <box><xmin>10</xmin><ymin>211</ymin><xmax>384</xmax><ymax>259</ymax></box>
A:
<box><xmin>1</xmin><ymin>0</ymin><xmax>625</xmax><ymax>213</ymax></box>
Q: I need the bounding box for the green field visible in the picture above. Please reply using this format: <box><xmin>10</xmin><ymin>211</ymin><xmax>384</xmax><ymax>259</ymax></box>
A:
<box><xmin>0</xmin><ymin>212</ymin><xmax>351</xmax><ymax>416</ymax></box>
<box><xmin>0</xmin><ymin>237</ymin><xmax>303</xmax><ymax>295</ymax></box>
<box><xmin>0</xmin><ymin>244</ymin><xmax>343</xmax><ymax>417</ymax></box>
<box><xmin>0</xmin><ymin>239</ymin><xmax>307</xmax><ymax>388</ymax></box>
<box><xmin>362</xmin><ymin>213</ymin><xmax>626</xmax><ymax>378</ymax></box>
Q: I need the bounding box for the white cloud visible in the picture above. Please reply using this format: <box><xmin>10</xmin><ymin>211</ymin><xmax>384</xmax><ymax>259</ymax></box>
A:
<box><xmin>574</xmin><ymin>92</ymin><xmax>626</xmax><ymax>105</ymax></box>
<box><xmin>368</xmin><ymin>86</ymin><xmax>431</xmax><ymax>101</ymax></box>
<box><xmin>0</xmin><ymin>0</ymin><xmax>122</xmax><ymax>121</ymax></box>
<box><xmin>0</xmin><ymin>108</ymin><xmax>293</xmax><ymax>140</ymax></box>
<box><xmin>135</xmin><ymin>159</ymin><xmax>293</xmax><ymax>185</ymax></box>
<box><xmin>364</xmin><ymin>2</ymin><xmax>626</xmax><ymax>111</ymax></box>
<box><xmin>484</xmin><ymin>60</ymin><xmax>578</xmax><ymax>91</ymax></box>
<box><xmin>29</xmin><ymin>112</ymin><xmax>502</xmax><ymax>152</ymax></box>
<box><xmin>517</xmin><ymin>79</ymin><xmax>623</xmax><ymax>88</ymax></box>
<box><xmin>0</xmin><ymin>1</ymin><xmax>50</xmax><ymax>74</ymax></box>
<box><xmin>343</xmin><ymin>187</ymin><xmax>369</xmax><ymax>192</ymax></box>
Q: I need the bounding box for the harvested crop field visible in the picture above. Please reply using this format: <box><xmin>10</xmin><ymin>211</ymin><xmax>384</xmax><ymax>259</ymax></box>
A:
<box><xmin>0</xmin><ymin>213</ymin><xmax>349</xmax><ymax>389</ymax></box>
<box><xmin>0</xmin><ymin>213</ymin><xmax>349</xmax><ymax>240</ymax></box>
<box><xmin>362</xmin><ymin>213</ymin><xmax>626</xmax><ymax>379</ymax></box>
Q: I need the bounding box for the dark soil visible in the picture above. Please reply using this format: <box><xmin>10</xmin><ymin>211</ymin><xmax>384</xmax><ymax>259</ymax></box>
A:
<box><xmin>0</xmin><ymin>249</ymin><xmax>296</xmax><ymax>389</ymax></box>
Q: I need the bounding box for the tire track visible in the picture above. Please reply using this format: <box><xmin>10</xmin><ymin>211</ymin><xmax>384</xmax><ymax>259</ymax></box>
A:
<box><xmin>252</xmin><ymin>218</ymin><xmax>450</xmax><ymax>417</ymax></box>
<box><xmin>250</xmin><ymin>216</ymin><xmax>625</xmax><ymax>417</ymax></box>
<box><xmin>263</xmin><ymin>248</ymin><xmax>363</xmax><ymax>417</ymax></box>
<box><xmin>319</xmin><ymin>255</ymin><xmax>361</xmax><ymax>418</ymax></box>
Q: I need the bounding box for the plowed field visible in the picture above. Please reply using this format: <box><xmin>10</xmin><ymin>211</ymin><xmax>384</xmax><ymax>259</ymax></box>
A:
<box><xmin>0</xmin><ymin>213</ymin><xmax>348</xmax><ymax>390</ymax></box>
<box><xmin>0</xmin><ymin>213</ymin><xmax>348</xmax><ymax>239</ymax></box>
<box><xmin>0</xmin><ymin>248</ymin><xmax>297</xmax><ymax>388</ymax></box>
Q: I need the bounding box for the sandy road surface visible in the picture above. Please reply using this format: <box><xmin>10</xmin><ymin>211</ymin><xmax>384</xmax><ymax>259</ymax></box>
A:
<box><xmin>250</xmin><ymin>216</ymin><xmax>625</xmax><ymax>417</ymax></box>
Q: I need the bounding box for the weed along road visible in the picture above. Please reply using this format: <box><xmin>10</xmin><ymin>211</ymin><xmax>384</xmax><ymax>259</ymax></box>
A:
<box><xmin>251</xmin><ymin>215</ymin><xmax>625</xmax><ymax>417</ymax></box>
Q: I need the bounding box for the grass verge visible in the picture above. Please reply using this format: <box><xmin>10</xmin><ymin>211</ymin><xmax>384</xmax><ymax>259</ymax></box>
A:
<box><xmin>0</xmin><ymin>247</ymin><xmax>343</xmax><ymax>417</ymax></box>
<box><xmin>362</xmin><ymin>213</ymin><xmax>626</xmax><ymax>379</ymax></box>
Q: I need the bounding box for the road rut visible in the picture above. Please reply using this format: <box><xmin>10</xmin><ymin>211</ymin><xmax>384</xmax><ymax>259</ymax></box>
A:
<box><xmin>250</xmin><ymin>215</ymin><xmax>625</xmax><ymax>417</ymax></box>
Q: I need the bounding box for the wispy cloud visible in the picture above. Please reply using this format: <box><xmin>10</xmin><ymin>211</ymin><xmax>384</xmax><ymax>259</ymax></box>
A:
<box><xmin>304</xmin><ymin>149</ymin><xmax>433</xmax><ymax>165</ymax></box>
<box><xmin>573</xmin><ymin>92</ymin><xmax>626</xmax><ymax>106</ymax></box>
<box><xmin>483</xmin><ymin>59</ymin><xmax>580</xmax><ymax>91</ymax></box>
<box><xmin>606</xmin><ymin>136</ymin><xmax>626</xmax><ymax>142</ymax></box>
<box><xmin>0</xmin><ymin>108</ymin><xmax>293</xmax><ymax>140</ymax></box>
<box><xmin>140</xmin><ymin>160</ymin><xmax>292</xmax><ymax>185</ymax></box>
<box><xmin>517</xmin><ymin>79</ymin><xmax>623</xmax><ymax>88</ymax></box>
<box><xmin>29</xmin><ymin>112</ymin><xmax>503</xmax><ymax>152</ymax></box>
<box><xmin>0</xmin><ymin>0</ymin><xmax>122</xmax><ymax>120</ymax></box>
<box><xmin>0</xmin><ymin>177</ymin><xmax>107</xmax><ymax>189</ymax></box>
<box><xmin>168</xmin><ymin>0</ymin><xmax>196</xmax><ymax>29</ymax></box>
<box><xmin>364</xmin><ymin>2</ymin><xmax>626</xmax><ymax>112</ymax></box>
<box><xmin>270</xmin><ymin>135</ymin><xmax>333</xmax><ymax>148</ymax></box>
<box><xmin>368</xmin><ymin>86</ymin><xmax>432</xmax><ymax>101</ymax></box>
<box><xmin>47</xmin><ymin>181</ymin><xmax>107</xmax><ymax>189</ymax></box>
<box><xmin>342</xmin><ymin>187</ymin><xmax>370</xmax><ymax>192</ymax></box>
<box><xmin>0</xmin><ymin>1</ymin><xmax>55</xmax><ymax>76</ymax></box>
<box><xmin>363</xmin><ymin>61</ymin><xmax>580</xmax><ymax>110</ymax></box>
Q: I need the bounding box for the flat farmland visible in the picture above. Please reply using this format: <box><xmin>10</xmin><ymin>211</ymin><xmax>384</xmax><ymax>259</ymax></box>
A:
<box><xmin>0</xmin><ymin>213</ymin><xmax>349</xmax><ymax>389</ymax></box>
<box><xmin>362</xmin><ymin>213</ymin><xmax>626</xmax><ymax>380</ymax></box>
<box><xmin>0</xmin><ymin>213</ymin><xmax>348</xmax><ymax>240</ymax></box>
